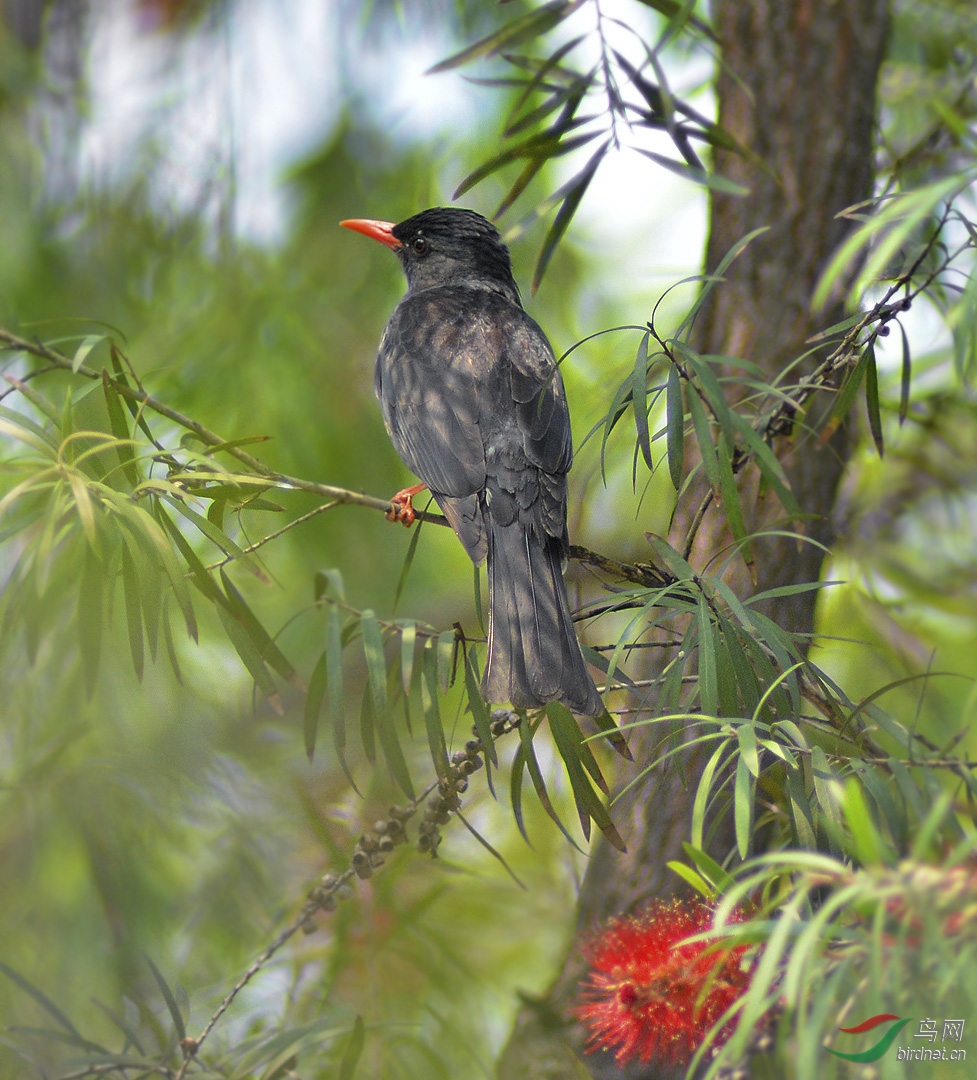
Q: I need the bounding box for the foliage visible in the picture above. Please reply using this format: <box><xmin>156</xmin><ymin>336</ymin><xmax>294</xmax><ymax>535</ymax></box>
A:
<box><xmin>1</xmin><ymin>1</ymin><xmax>977</xmax><ymax>1079</ymax></box>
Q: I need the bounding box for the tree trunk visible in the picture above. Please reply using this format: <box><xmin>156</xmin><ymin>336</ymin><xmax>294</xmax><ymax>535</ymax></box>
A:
<box><xmin>497</xmin><ymin>2</ymin><xmax>889</xmax><ymax>1076</ymax></box>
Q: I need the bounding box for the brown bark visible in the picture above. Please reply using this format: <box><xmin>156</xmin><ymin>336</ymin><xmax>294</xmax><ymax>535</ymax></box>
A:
<box><xmin>498</xmin><ymin>2</ymin><xmax>890</xmax><ymax>1077</ymax></box>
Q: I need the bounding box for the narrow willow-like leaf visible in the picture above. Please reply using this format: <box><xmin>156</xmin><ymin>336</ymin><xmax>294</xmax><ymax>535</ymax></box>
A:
<box><xmin>819</xmin><ymin>346</ymin><xmax>870</xmax><ymax>444</ymax></box>
<box><xmin>216</xmin><ymin>605</ymin><xmax>280</xmax><ymax>711</ymax></box>
<box><xmin>359</xmin><ymin>681</ymin><xmax>376</xmax><ymax>764</ymax></box>
<box><xmin>416</xmin><ymin>639</ymin><xmax>444</xmax><ymax>777</ymax></box>
<box><xmin>691</xmin><ymin>740</ymin><xmax>730</xmax><ymax>850</ymax></box>
<box><xmin>221</xmin><ymin>569</ymin><xmax>296</xmax><ymax>683</ymax></box>
<box><xmin>665</xmin><ymin>361</ymin><xmax>684</xmax><ymax>490</ymax></box>
<box><xmin>547</xmin><ymin>704</ymin><xmax>625</xmax><ymax>850</ymax></box>
<box><xmin>315</xmin><ymin>567</ymin><xmax>346</xmax><ymax>603</ymax></box>
<box><xmin>428</xmin><ymin>0</ymin><xmax>584</xmax><ymax>73</ymax></box>
<box><xmin>421</xmin><ymin>642</ymin><xmax>447</xmax><ymax>776</ymax></box>
<box><xmin>360</xmin><ymin>610</ymin><xmax>388</xmax><ymax>716</ymax></box>
<box><xmin>120</xmin><ymin>543</ymin><xmax>144</xmax><ymax>682</ymax></box>
<box><xmin>374</xmin><ymin>683</ymin><xmax>414</xmax><ymax>799</ymax></box>
<box><xmin>864</xmin><ymin>341</ymin><xmax>884</xmax><ymax>456</ymax></box>
<box><xmin>436</xmin><ymin>628</ymin><xmax>455</xmax><ymax>692</ymax></box>
<box><xmin>465</xmin><ymin>646</ymin><xmax>496</xmax><ymax>766</ymax></box>
<box><xmin>326</xmin><ymin>606</ymin><xmax>352</xmax><ymax>781</ymax></box>
<box><xmin>143</xmin><ymin>955</ymin><xmax>185</xmax><ymax>1041</ymax></box>
<box><xmin>72</xmin><ymin>333</ymin><xmax>106</xmax><ymax>373</ymax></box>
<box><xmin>634</xmin><ymin>147</ymin><xmax>749</xmax><ymax>195</ymax></box>
<box><xmin>851</xmin><ymin>761</ymin><xmax>903</xmax><ymax>852</ymax></box>
<box><xmin>304</xmin><ymin>651</ymin><xmax>328</xmax><ymax>760</ymax></box>
<box><xmin>0</xmin><ymin>962</ymin><xmax>82</xmax><ymax>1038</ymax></box>
<box><xmin>697</xmin><ymin>594</ymin><xmax>718</xmax><ymax>716</ymax></box>
<box><xmin>145</xmin><ymin>504</ymin><xmax>199</xmax><ymax>641</ymax></box>
<box><xmin>78</xmin><ymin>545</ymin><xmax>103</xmax><ymax>697</ymax></box>
<box><xmin>509</xmin><ymin>741</ymin><xmax>532</xmax><ymax>845</ymax></box>
<box><xmin>734</xmin><ymin>753</ymin><xmax>753</xmax><ymax>858</ymax></box>
<box><xmin>533</xmin><ymin>139</ymin><xmax>609</xmax><ymax>291</ymax></box>
<box><xmin>455</xmin><ymin>126</ymin><xmax>598</xmax><ymax>200</ymax></box>
<box><xmin>674</xmin><ymin>228</ymin><xmax>770</xmax><ymax>341</ymax></box>
<box><xmin>399</xmin><ymin>621</ymin><xmax>417</xmax><ymax>696</ymax></box>
<box><xmin>519</xmin><ymin>714</ymin><xmax>581</xmax><ymax>850</ymax></box>
<box><xmin>898</xmin><ymin>321</ymin><xmax>912</xmax><ymax>426</ymax></box>
<box><xmin>717</xmin><ymin>430</ymin><xmax>753</xmax><ymax>575</ymax></box>
<box><xmin>687</xmin><ymin>387</ymin><xmax>720</xmax><ymax>495</ymax></box>
<box><xmin>632</xmin><ymin>331</ymin><xmax>653</xmax><ymax>470</ymax></box>
<box><xmin>841</xmin><ymin>779</ymin><xmax>886</xmax><ymax>865</ymax></box>
<box><xmin>457</xmin><ymin>811</ymin><xmax>527</xmax><ymax>890</ymax></box>
<box><xmin>666</xmin><ymin>860</ymin><xmax>714</xmax><ymax>898</ymax></box>
<box><xmin>810</xmin><ymin>745</ymin><xmax>845</xmax><ymax>847</ymax></box>
<box><xmin>393</xmin><ymin>514</ymin><xmax>423</xmax><ymax>611</ymax></box>
<box><xmin>682</xmin><ymin>842</ymin><xmax>735</xmax><ymax>892</ymax></box>
<box><xmin>171</xmin><ymin>498</ymin><xmax>264</xmax><ymax>579</ymax></box>
<box><xmin>101</xmin><ymin>375</ymin><xmax>139</xmax><ymax>488</ymax></box>
<box><xmin>339</xmin><ymin>1016</ymin><xmax>365</xmax><ymax>1080</ymax></box>
<box><xmin>786</xmin><ymin>761</ymin><xmax>817</xmax><ymax>848</ymax></box>
<box><xmin>549</xmin><ymin>702</ymin><xmax>609</xmax><ymax>795</ymax></box>
<box><xmin>599</xmin><ymin>368</ymin><xmax>637</xmax><ymax>483</ymax></box>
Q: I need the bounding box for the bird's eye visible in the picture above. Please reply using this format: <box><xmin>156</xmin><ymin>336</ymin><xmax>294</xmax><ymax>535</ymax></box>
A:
<box><xmin>411</xmin><ymin>236</ymin><xmax>429</xmax><ymax>255</ymax></box>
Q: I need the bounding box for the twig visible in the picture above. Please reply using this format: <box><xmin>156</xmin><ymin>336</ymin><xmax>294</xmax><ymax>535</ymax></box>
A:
<box><xmin>172</xmin><ymin>712</ymin><xmax>523</xmax><ymax>1077</ymax></box>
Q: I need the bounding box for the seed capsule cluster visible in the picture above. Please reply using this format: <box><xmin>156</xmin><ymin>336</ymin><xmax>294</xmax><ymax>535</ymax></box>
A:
<box><xmin>301</xmin><ymin>708</ymin><xmax>521</xmax><ymax>927</ymax></box>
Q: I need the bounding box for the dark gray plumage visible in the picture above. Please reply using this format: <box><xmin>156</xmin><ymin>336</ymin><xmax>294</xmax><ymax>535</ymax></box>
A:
<box><xmin>342</xmin><ymin>207</ymin><xmax>603</xmax><ymax>716</ymax></box>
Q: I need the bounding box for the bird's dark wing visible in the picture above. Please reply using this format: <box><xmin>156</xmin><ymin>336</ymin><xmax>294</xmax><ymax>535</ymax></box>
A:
<box><xmin>374</xmin><ymin>289</ymin><xmax>489</xmax><ymax>498</ymax></box>
<box><xmin>504</xmin><ymin>312</ymin><xmax>573</xmax><ymax>479</ymax></box>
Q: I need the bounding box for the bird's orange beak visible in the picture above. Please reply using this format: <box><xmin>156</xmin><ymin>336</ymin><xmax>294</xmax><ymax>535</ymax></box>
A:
<box><xmin>340</xmin><ymin>218</ymin><xmax>401</xmax><ymax>250</ymax></box>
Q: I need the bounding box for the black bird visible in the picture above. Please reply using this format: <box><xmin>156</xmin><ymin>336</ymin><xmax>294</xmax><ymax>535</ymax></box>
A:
<box><xmin>341</xmin><ymin>207</ymin><xmax>603</xmax><ymax>717</ymax></box>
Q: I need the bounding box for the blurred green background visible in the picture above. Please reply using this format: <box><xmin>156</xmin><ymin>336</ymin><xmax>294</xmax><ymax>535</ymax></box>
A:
<box><xmin>1</xmin><ymin>2</ymin><xmax>976</xmax><ymax>1078</ymax></box>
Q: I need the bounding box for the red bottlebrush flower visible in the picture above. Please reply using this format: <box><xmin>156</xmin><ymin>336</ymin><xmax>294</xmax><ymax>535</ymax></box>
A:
<box><xmin>572</xmin><ymin>898</ymin><xmax>752</xmax><ymax>1068</ymax></box>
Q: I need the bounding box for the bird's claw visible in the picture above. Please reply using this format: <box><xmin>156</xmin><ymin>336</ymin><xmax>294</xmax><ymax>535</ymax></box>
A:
<box><xmin>386</xmin><ymin>493</ymin><xmax>416</xmax><ymax>527</ymax></box>
<box><xmin>386</xmin><ymin>483</ymin><xmax>426</xmax><ymax>527</ymax></box>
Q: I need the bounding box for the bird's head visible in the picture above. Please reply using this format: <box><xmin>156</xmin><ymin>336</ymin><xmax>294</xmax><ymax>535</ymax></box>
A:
<box><xmin>341</xmin><ymin>207</ymin><xmax>520</xmax><ymax>303</ymax></box>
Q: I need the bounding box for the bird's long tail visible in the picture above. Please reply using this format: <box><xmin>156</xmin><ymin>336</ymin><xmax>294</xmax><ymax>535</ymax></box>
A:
<box><xmin>482</xmin><ymin>520</ymin><xmax>603</xmax><ymax>716</ymax></box>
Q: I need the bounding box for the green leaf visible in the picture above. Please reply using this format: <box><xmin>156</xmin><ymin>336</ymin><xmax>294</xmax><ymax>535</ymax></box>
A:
<box><xmin>436</xmin><ymin>628</ymin><xmax>455</xmax><ymax>692</ymax></box>
<box><xmin>339</xmin><ymin>1016</ymin><xmax>365</xmax><ymax>1080</ymax></box>
<box><xmin>78</xmin><ymin>545</ymin><xmax>104</xmax><ymax>698</ymax></box>
<box><xmin>864</xmin><ymin>341</ymin><xmax>883</xmax><ymax>456</ymax></box>
<box><xmin>691</xmin><ymin>740</ymin><xmax>730</xmax><ymax>850</ymax></box>
<box><xmin>898</xmin><ymin>322</ymin><xmax>912</xmax><ymax>426</ymax></box>
<box><xmin>326</xmin><ymin>607</ymin><xmax>352</xmax><ymax>783</ymax></box>
<box><xmin>533</xmin><ymin>139</ymin><xmax>609</xmax><ymax>291</ymax></box>
<box><xmin>547</xmin><ymin>704</ymin><xmax>625</xmax><ymax>851</ymax></box>
<box><xmin>305</xmin><ymin>650</ymin><xmax>328</xmax><ymax>761</ymax></box>
<box><xmin>682</xmin><ymin>841</ymin><xmax>735</xmax><ymax>892</ymax></box>
<box><xmin>221</xmin><ymin>569</ymin><xmax>296</xmax><ymax>683</ymax></box>
<box><xmin>674</xmin><ymin>228</ymin><xmax>770</xmax><ymax>341</ymax></box>
<box><xmin>665</xmin><ymin>362</ymin><xmax>685</xmax><ymax>490</ymax></box>
<box><xmin>0</xmin><ymin>962</ymin><xmax>81</xmax><ymax>1038</ymax></box>
<box><xmin>687</xmin><ymin>386</ymin><xmax>720</xmax><ymax>494</ymax></box>
<box><xmin>421</xmin><ymin>642</ymin><xmax>447</xmax><ymax>777</ymax></box>
<box><xmin>427</xmin><ymin>0</ymin><xmax>586</xmax><ymax>73</ymax></box>
<box><xmin>465</xmin><ymin>646</ymin><xmax>496</xmax><ymax>767</ymax></box>
<box><xmin>143</xmin><ymin>955</ymin><xmax>185</xmax><ymax>1042</ymax></box>
<box><xmin>360</xmin><ymin>610</ymin><xmax>388</xmax><ymax>716</ymax></box>
<box><xmin>632</xmin><ymin>331</ymin><xmax>653</xmax><ymax>469</ymax></box>
<box><xmin>101</xmin><ymin>374</ymin><xmax>139</xmax><ymax>488</ymax></box>
<box><xmin>734</xmin><ymin>753</ymin><xmax>753</xmax><ymax>858</ymax></box>
<box><xmin>697</xmin><ymin>593</ymin><xmax>717</xmax><ymax>716</ymax></box>
<box><xmin>216</xmin><ymin>605</ymin><xmax>281</xmax><ymax>711</ymax></box>
<box><xmin>120</xmin><ymin>542</ymin><xmax>144</xmax><ymax>682</ymax></box>
<box><xmin>519</xmin><ymin>714</ymin><xmax>581</xmax><ymax>850</ymax></box>
<box><xmin>71</xmin><ymin>333</ymin><xmax>106</xmax><ymax>373</ymax></box>
<box><xmin>667</xmin><ymin>860</ymin><xmax>714</xmax><ymax>898</ymax></box>
<box><xmin>634</xmin><ymin>147</ymin><xmax>749</xmax><ymax>195</ymax></box>
<box><xmin>374</xmin><ymin>681</ymin><xmax>414</xmax><ymax>799</ymax></box>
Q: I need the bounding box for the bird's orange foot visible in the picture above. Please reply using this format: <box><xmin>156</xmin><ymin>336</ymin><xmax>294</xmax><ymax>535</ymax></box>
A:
<box><xmin>386</xmin><ymin>483</ymin><xmax>427</xmax><ymax>527</ymax></box>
